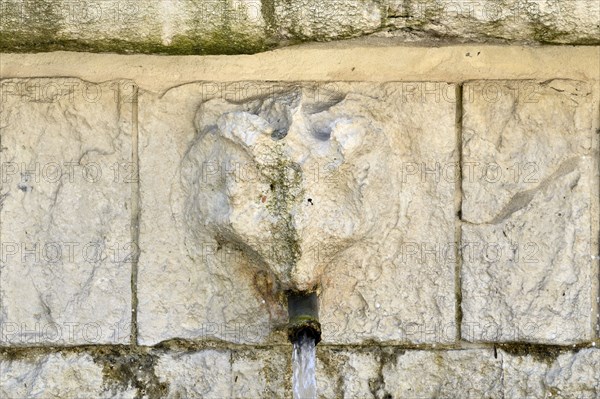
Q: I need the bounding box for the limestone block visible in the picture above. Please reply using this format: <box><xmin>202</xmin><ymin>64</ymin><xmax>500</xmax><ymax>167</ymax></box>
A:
<box><xmin>153</xmin><ymin>350</ymin><xmax>231</xmax><ymax>398</ymax></box>
<box><xmin>384</xmin><ymin>0</ymin><xmax>600</xmax><ymax>44</ymax></box>
<box><xmin>0</xmin><ymin>352</ymin><xmax>137</xmax><ymax>398</ymax></box>
<box><xmin>315</xmin><ymin>348</ymin><xmax>381</xmax><ymax>398</ymax></box>
<box><xmin>274</xmin><ymin>0</ymin><xmax>383</xmax><ymax>39</ymax></box>
<box><xmin>0</xmin><ymin>78</ymin><xmax>132</xmax><ymax>345</ymax></box>
<box><xmin>382</xmin><ymin>349</ymin><xmax>503</xmax><ymax>398</ymax></box>
<box><xmin>146</xmin><ymin>0</ymin><xmax>267</xmax><ymax>49</ymax></box>
<box><xmin>501</xmin><ymin>348</ymin><xmax>600</xmax><ymax>398</ymax></box>
<box><xmin>317</xmin><ymin>83</ymin><xmax>457</xmax><ymax>344</ymax></box>
<box><xmin>136</xmin><ymin>83</ymin><xmax>283</xmax><ymax>346</ymax></box>
<box><xmin>2</xmin><ymin>0</ymin><xmax>598</xmax><ymax>53</ymax></box>
<box><xmin>154</xmin><ymin>347</ymin><xmax>287</xmax><ymax>398</ymax></box>
<box><xmin>3</xmin><ymin>347</ymin><xmax>597</xmax><ymax>397</ymax></box>
<box><xmin>231</xmin><ymin>348</ymin><xmax>288</xmax><ymax>398</ymax></box>
<box><xmin>460</xmin><ymin>80</ymin><xmax>598</xmax><ymax>344</ymax></box>
<box><xmin>137</xmin><ymin>82</ymin><xmax>457</xmax><ymax>345</ymax></box>
<box><xmin>0</xmin><ymin>0</ymin><xmax>267</xmax><ymax>53</ymax></box>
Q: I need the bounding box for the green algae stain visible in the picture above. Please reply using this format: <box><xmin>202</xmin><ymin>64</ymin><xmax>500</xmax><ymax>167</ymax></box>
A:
<box><xmin>91</xmin><ymin>348</ymin><xmax>169</xmax><ymax>399</ymax></box>
<box><xmin>0</xmin><ymin>31</ymin><xmax>271</xmax><ymax>55</ymax></box>
<box><xmin>0</xmin><ymin>0</ymin><xmax>272</xmax><ymax>54</ymax></box>
<box><xmin>256</xmin><ymin>143</ymin><xmax>303</xmax><ymax>276</ymax></box>
<box><xmin>497</xmin><ymin>342</ymin><xmax>583</xmax><ymax>364</ymax></box>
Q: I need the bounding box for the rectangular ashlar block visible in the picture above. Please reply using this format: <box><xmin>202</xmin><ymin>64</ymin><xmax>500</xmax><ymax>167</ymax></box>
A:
<box><xmin>461</xmin><ymin>80</ymin><xmax>599</xmax><ymax>344</ymax></box>
<box><xmin>0</xmin><ymin>79</ymin><xmax>133</xmax><ymax>345</ymax></box>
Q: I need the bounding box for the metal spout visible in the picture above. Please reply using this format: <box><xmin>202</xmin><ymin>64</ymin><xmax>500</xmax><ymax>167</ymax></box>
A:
<box><xmin>287</xmin><ymin>291</ymin><xmax>321</xmax><ymax>345</ymax></box>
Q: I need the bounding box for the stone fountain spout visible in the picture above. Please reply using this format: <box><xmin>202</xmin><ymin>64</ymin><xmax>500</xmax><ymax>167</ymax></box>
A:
<box><xmin>183</xmin><ymin>87</ymin><xmax>392</xmax><ymax>293</ymax></box>
<box><xmin>287</xmin><ymin>291</ymin><xmax>321</xmax><ymax>345</ymax></box>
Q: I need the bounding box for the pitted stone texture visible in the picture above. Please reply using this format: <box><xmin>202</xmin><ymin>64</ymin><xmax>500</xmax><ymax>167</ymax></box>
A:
<box><xmin>316</xmin><ymin>348</ymin><xmax>503</xmax><ymax>398</ymax></box>
<box><xmin>315</xmin><ymin>348</ymin><xmax>383</xmax><ymax>398</ymax></box>
<box><xmin>384</xmin><ymin>0</ymin><xmax>600</xmax><ymax>44</ymax></box>
<box><xmin>0</xmin><ymin>352</ymin><xmax>137</xmax><ymax>398</ymax></box>
<box><xmin>317</xmin><ymin>83</ymin><xmax>457</xmax><ymax>344</ymax></box>
<box><xmin>460</xmin><ymin>80</ymin><xmax>597</xmax><ymax>344</ymax></box>
<box><xmin>501</xmin><ymin>348</ymin><xmax>600</xmax><ymax>398</ymax></box>
<box><xmin>183</xmin><ymin>83</ymin><xmax>457</xmax><ymax>292</ymax></box>
<box><xmin>0</xmin><ymin>0</ymin><xmax>267</xmax><ymax>53</ymax></box>
<box><xmin>274</xmin><ymin>0</ymin><xmax>383</xmax><ymax>40</ymax></box>
<box><xmin>146</xmin><ymin>0</ymin><xmax>268</xmax><ymax>49</ymax></box>
<box><xmin>231</xmin><ymin>348</ymin><xmax>288</xmax><ymax>398</ymax></box>
<box><xmin>137</xmin><ymin>82</ymin><xmax>457</xmax><ymax>345</ymax></box>
<box><xmin>154</xmin><ymin>348</ymin><xmax>287</xmax><ymax>398</ymax></box>
<box><xmin>136</xmin><ymin>83</ymin><xmax>286</xmax><ymax>346</ymax></box>
<box><xmin>154</xmin><ymin>350</ymin><xmax>231</xmax><ymax>398</ymax></box>
<box><xmin>1</xmin><ymin>0</ymin><xmax>599</xmax><ymax>54</ymax></box>
<box><xmin>0</xmin><ymin>79</ymin><xmax>133</xmax><ymax>345</ymax></box>
<box><xmin>382</xmin><ymin>349</ymin><xmax>503</xmax><ymax>398</ymax></box>
<box><xmin>462</xmin><ymin>80</ymin><xmax>595</xmax><ymax>224</ymax></box>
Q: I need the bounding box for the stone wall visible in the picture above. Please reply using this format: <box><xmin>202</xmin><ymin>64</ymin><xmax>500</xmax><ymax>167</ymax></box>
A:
<box><xmin>1</xmin><ymin>46</ymin><xmax>599</xmax><ymax>397</ymax></box>
<box><xmin>1</xmin><ymin>0</ymin><xmax>599</xmax><ymax>54</ymax></box>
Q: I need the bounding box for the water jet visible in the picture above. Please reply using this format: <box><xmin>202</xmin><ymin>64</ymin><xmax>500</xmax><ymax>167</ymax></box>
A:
<box><xmin>287</xmin><ymin>291</ymin><xmax>320</xmax><ymax>399</ymax></box>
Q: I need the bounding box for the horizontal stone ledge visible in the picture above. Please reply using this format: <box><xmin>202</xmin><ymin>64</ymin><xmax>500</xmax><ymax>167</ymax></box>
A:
<box><xmin>0</xmin><ymin>44</ymin><xmax>598</xmax><ymax>93</ymax></box>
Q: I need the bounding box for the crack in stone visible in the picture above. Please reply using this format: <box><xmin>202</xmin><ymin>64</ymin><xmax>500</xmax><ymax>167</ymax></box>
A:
<box><xmin>461</xmin><ymin>156</ymin><xmax>583</xmax><ymax>226</ymax></box>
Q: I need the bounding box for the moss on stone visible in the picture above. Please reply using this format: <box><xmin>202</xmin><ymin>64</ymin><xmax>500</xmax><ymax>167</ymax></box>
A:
<box><xmin>0</xmin><ymin>345</ymin><xmax>168</xmax><ymax>399</ymax></box>
<box><xmin>257</xmin><ymin>143</ymin><xmax>304</xmax><ymax>276</ymax></box>
<box><xmin>1</xmin><ymin>0</ymin><xmax>599</xmax><ymax>54</ymax></box>
<box><xmin>497</xmin><ymin>342</ymin><xmax>584</xmax><ymax>364</ymax></box>
<box><xmin>287</xmin><ymin>316</ymin><xmax>321</xmax><ymax>344</ymax></box>
<box><xmin>90</xmin><ymin>347</ymin><xmax>169</xmax><ymax>399</ymax></box>
<box><xmin>0</xmin><ymin>0</ymin><xmax>277</xmax><ymax>54</ymax></box>
<box><xmin>0</xmin><ymin>345</ymin><xmax>51</xmax><ymax>362</ymax></box>
<box><xmin>368</xmin><ymin>347</ymin><xmax>400</xmax><ymax>399</ymax></box>
<box><xmin>0</xmin><ymin>31</ymin><xmax>272</xmax><ymax>55</ymax></box>
<box><xmin>168</xmin><ymin>31</ymin><xmax>270</xmax><ymax>55</ymax></box>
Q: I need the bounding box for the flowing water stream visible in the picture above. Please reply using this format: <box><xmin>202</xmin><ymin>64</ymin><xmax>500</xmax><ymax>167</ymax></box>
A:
<box><xmin>292</xmin><ymin>331</ymin><xmax>317</xmax><ymax>399</ymax></box>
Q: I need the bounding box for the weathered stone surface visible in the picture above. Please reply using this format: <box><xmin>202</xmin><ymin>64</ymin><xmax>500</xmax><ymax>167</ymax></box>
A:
<box><xmin>231</xmin><ymin>348</ymin><xmax>288</xmax><ymax>398</ymax></box>
<box><xmin>383</xmin><ymin>349</ymin><xmax>503</xmax><ymax>398</ymax></box>
<box><xmin>2</xmin><ymin>47</ymin><xmax>599</xmax><ymax>94</ymax></box>
<box><xmin>383</xmin><ymin>0</ymin><xmax>600</xmax><ymax>44</ymax></box>
<box><xmin>0</xmin><ymin>46</ymin><xmax>598</xmax><ymax>397</ymax></box>
<box><xmin>137</xmin><ymin>82</ymin><xmax>457</xmax><ymax>345</ymax></box>
<box><xmin>153</xmin><ymin>350</ymin><xmax>231</xmax><ymax>398</ymax></box>
<box><xmin>0</xmin><ymin>79</ymin><xmax>132</xmax><ymax>345</ymax></box>
<box><xmin>317</xmin><ymin>83</ymin><xmax>457</xmax><ymax>344</ymax></box>
<box><xmin>1</xmin><ymin>0</ymin><xmax>598</xmax><ymax>54</ymax></box>
<box><xmin>0</xmin><ymin>0</ymin><xmax>268</xmax><ymax>54</ymax></box>
<box><xmin>316</xmin><ymin>348</ymin><xmax>504</xmax><ymax>398</ymax></box>
<box><xmin>154</xmin><ymin>347</ymin><xmax>288</xmax><ymax>398</ymax></box>
<box><xmin>316</xmin><ymin>348</ymin><xmax>381</xmax><ymax>398</ymax></box>
<box><xmin>316</xmin><ymin>347</ymin><xmax>600</xmax><ymax>398</ymax></box>
<box><xmin>0</xmin><ymin>352</ymin><xmax>137</xmax><ymax>398</ymax></box>
<box><xmin>461</xmin><ymin>80</ymin><xmax>598</xmax><ymax>344</ymax></box>
<box><xmin>3</xmin><ymin>346</ymin><xmax>597</xmax><ymax>398</ymax></box>
<box><xmin>273</xmin><ymin>0</ymin><xmax>383</xmax><ymax>40</ymax></box>
<box><xmin>136</xmin><ymin>83</ymin><xmax>284</xmax><ymax>346</ymax></box>
<box><xmin>501</xmin><ymin>347</ymin><xmax>600</xmax><ymax>398</ymax></box>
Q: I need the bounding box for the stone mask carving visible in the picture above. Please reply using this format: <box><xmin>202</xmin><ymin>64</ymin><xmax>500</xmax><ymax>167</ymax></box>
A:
<box><xmin>182</xmin><ymin>87</ymin><xmax>395</xmax><ymax>291</ymax></box>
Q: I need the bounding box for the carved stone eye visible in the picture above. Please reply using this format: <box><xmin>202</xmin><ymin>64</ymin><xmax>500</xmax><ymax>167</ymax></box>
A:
<box><xmin>271</xmin><ymin>127</ymin><xmax>288</xmax><ymax>140</ymax></box>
